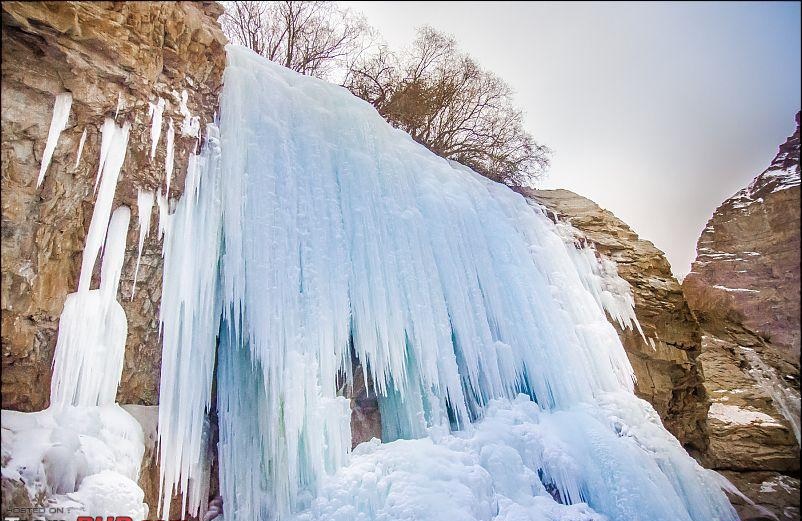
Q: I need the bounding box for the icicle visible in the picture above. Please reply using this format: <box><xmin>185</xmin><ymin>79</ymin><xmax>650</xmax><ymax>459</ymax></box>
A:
<box><xmin>73</xmin><ymin>128</ymin><xmax>88</xmax><ymax>169</ymax></box>
<box><xmin>99</xmin><ymin>206</ymin><xmax>130</xmax><ymax>300</ymax></box>
<box><xmin>37</xmin><ymin>92</ymin><xmax>72</xmax><ymax>187</ymax></box>
<box><xmin>156</xmin><ymin>190</ymin><xmax>170</xmax><ymax>243</ymax></box>
<box><xmin>148</xmin><ymin>97</ymin><xmax>166</xmax><ymax>160</ymax></box>
<box><xmin>165</xmin><ymin>118</ymin><xmax>175</xmax><ymax>196</ymax></box>
<box><xmin>51</xmin><ymin>206</ymin><xmax>130</xmax><ymax>408</ymax></box>
<box><xmin>79</xmin><ymin>119</ymin><xmax>130</xmax><ymax>293</ymax></box>
<box><xmin>95</xmin><ymin>118</ymin><xmax>117</xmax><ymax>193</ymax></box>
<box><xmin>174</xmin><ymin>89</ymin><xmax>200</xmax><ymax>137</ymax></box>
<box><xmin>132</xmin><ymin>190</ymin><xmax>155</xmax><ymax>299</ymax></box>
<box><xmin>157</xmin><ymin>125</ymin><xmax>222</xmax><ymax>520</ymax></box>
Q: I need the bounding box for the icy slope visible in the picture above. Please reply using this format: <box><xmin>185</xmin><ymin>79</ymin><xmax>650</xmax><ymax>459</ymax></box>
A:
<box><xmin>157</xmin><ymin>45</ymin><xmax>739</xmax><ymax>521</ymax></box>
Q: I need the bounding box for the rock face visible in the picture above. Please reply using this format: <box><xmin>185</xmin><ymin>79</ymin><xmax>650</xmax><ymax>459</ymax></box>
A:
<box><xmin>1</xmin><ymin>1</ymin><xmax>227</xmax><ymax>412</ymax></box>
<box><xmin>683</xmin><ymin>113</ymin><xmax>801</xmax><ymax>521</ymax></box>
<box><xmin>684</xmin><ymin>112</ymin><xmax>801</xmax><ymax>367</ymax></box>
<box><xmin>1</xmin><ymin>3</ymin><xmax>227</xmax><ymax>516</ymax></box>
<box><xmin>521</xmin><ymin>188</ymin><xmax>709</xmax><ymax>453</ymax></box>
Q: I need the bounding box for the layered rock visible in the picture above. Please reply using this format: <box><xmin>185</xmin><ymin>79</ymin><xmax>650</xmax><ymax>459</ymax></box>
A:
<box><xmin>699</xmin><ymin>325</ymin><xmax>800</xmax><ymax>520</ymax></box>
<box><xmin>521</xmin><ymin>187</ymin><xmax>709</xmax><ymax>453</ymax></box>
<box><xmin>1</xmin><ymin>1</ymin><xmax>227</xmax><ymax>411</ymax></box>
<box><xmin>683</xmin><ymin>113</ymin><xmax>801</xmax><ymax>521</ymax></box>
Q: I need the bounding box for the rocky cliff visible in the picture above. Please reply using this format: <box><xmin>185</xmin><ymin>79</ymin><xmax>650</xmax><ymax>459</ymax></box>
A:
<box><xmin>1</xmin><ymin>1</ymin><xmax>227</xmax><ymax>516</ymax></box>
<box><xmin>683</xmin><ymin>113</ymin><xmax>801</xmax><ymax>521</ymax></box>
<box><xmin>1</xmin><ymin>1</ymin><xmax>227</xmax><ymax>411</ymax></box>
<box><xmin>521</xmin><ymin>187</ymin><xmax>710</xmax><ymax>453</ymax></box>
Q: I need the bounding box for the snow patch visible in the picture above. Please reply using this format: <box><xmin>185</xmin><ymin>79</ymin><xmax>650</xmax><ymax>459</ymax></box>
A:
<box><xmin>1</xmin><ymin>405</ymin><xmax>147</xmax><ymax>520</ymax></box>
<box><xmin>712</xmin><ymin>285</ymin><xmax>759</xmax><ymax>294</ymax></box>
<box><xmin>708</xmin><ymin>403</ymin><xmax>782</xmax><ymax>427</ymax></box>
<box><xmin>740</xmin><ymin>347</ymin><xmax>801</xmax><ymax>444</ymax></box>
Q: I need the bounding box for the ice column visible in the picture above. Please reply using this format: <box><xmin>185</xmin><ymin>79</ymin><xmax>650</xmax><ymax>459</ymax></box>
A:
<box><xmin>149</xmin><ymin>97</ymin><xmax>166</xmax><ymax>160</ymax></box>
<box><xmin>157</xmin><ymin>45</ymin><xmax>739</xmax><ymax>521</ymax></box>
<box><xmin>132</xmin><ymin>189</ymin><xmax>155</xmax><ymax>297</ymax></box>
<box><xmin>74</xmin><ymin>127</ymin><xmax>87</xmax><ymax>168</ymax></box>
<box><xmin>50</xmin><ymin>206</ymin><xmax>131</xmax><ymax>408</ymax></box>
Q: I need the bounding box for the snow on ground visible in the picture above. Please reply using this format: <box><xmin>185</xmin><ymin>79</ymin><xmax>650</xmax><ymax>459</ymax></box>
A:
<box><xmin>1</xmin><ymin>405</ymin><xmax>147</xmax><ymax>521</ymax></box>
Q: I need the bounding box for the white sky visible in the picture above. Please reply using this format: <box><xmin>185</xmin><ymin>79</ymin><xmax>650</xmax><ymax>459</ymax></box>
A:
<box><xmin>342</xmin><ymin>1</ymin><xmax>801</xmax><ymax>276</ymax></box>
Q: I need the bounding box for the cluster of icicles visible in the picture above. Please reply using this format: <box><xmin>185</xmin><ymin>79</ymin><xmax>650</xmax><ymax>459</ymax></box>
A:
<box><xmin>35</xmin><ymin>44</ymin><xmax>743</xmax><ymax>521</ymax></box>
<box><xmin>155</xmin><ymin>46</ymin><xmax>740</xmax><ymax>521</ymax></box>
<box><xmin>27</xmin><ymin>73</ymin><xmax>205</xmax><ymax>519</ymax></box>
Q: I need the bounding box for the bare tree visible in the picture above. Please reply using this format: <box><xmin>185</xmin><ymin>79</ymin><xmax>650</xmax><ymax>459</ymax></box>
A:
<box><xmin>346</xmin><ymin>27</ymin><xmax>550</xmax><ymax>187</ymax></box>
<box><xmin>221</xmin><ymin>1</ymin><xmax>371</xmax><ymax>80</ymax></box>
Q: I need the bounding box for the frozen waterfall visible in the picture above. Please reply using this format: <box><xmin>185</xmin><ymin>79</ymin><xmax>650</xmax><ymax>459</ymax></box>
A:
<box><xmin>157</xmin><ymin>45</ymin><xmax>739</xmax><ymax>521</ymax></box>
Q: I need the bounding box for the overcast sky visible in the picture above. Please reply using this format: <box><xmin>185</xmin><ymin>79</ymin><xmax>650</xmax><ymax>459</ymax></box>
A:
<box><xmin>342</xmin><ymin>1</ymin><xmax>801</xmax><ymax>277</ymax></box>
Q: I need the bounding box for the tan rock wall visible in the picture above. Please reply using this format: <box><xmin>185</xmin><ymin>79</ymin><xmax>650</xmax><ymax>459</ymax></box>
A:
<box><xmin>682</xmin><ymin>113</ymin><xmax>800</xmax><ymax>521</ymax></box>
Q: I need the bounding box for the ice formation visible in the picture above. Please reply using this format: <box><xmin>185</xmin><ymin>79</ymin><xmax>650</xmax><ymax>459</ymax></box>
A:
<box><xmin>52</xmin><ymin>119</ymin><xmax>131</xmax><ymax>408</ymax></box>
<box><xmin>51</xmin><ymin>206</ymin><xmax>130</xmax><ymax>409</ymax></box>
<box><xmin>148</xmin><ymin>97</ymin><xmax>166</xmax><ymax>160</ymax></box>
<box><xmin>549</xmin><ymin>216</ymin><xmax>646</xmax><ymax>341</ymax></box>
<box><xmin>165</xmin><ymin>117</ymin><xmax>175</xmax><ymax>196</ymax></box>
<box><xmin>37</xmin><ymin>92</ymin><xmax>72</xmax><ymax>187</ymax></box>
<box><xmin>154</xmin><ymin>45</ymin><xmax>739</xmax><ymax>521</ymax></box>
<box><xmin>79</xmin><ymin>119</ymin><xmax>130</xmax><ymax>292</ymax></box>
<box><xmin>74</xmin><ymin>127</ymin><xmax>87</xmax><ymax>169</ymax></box>
<box><xmin>133</xmin><ymin>189</ymin><xmax>155</xmax><ymax>297</ymax></box>
<box><xmin>157</xmin><ymin>125</ymin><xmax>223</xmax><ymax>519</ymax></box>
